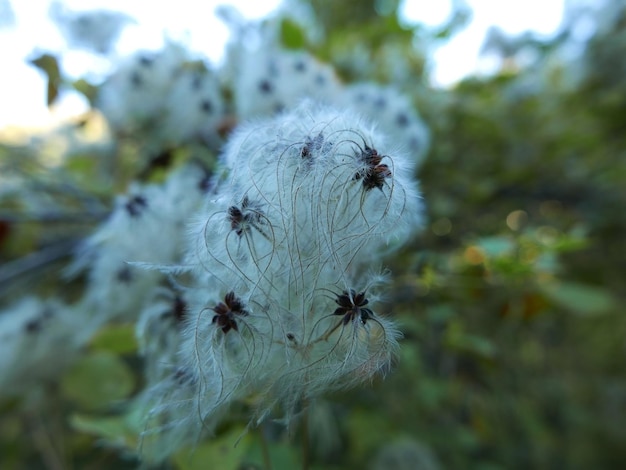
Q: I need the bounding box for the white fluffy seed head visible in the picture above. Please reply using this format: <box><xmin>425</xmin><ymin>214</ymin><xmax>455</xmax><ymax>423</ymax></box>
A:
<box><xmin>233</xmin><ymin>49</ymin><xmax>342</xmax><ymax>119</ymax></box>
<box><xmin>69</xmin><ymin>163</ymin><xmax>208</xmax><ymax>325</ymax></box>
<box><xmin>220</xmin><ymin>100</ymin><xmax>423</xmax><ymax>263</ymax></box>
<box><xmin>340</xmin><ymin>83</ymin><xmax>431</xmax><ymax>167</ymax></box>
<box><xmin>135</xmin><ymin>287</ymin><xmax>188</xmax><ymax>384</ymax></box>
<box><xmin>0</xmin><ymin>297</ymin><xmax>80</xmax><ymax>397</ymax></box>
<box><xmin>161</xmin><ymin>67</ymin><xmax>224</xmax><ymax>146</ymax></box>
<box><xmin>139</xmin><ymin>101</ymin><xmax>422</xmax><ymax>461</ymax></box>
<box><xmin>97</xmin><ymin>43</ymin><xmax>189</xmax><ymax>134</ymax></box>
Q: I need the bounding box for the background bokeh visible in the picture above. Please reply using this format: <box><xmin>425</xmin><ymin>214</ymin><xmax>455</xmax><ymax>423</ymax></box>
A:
<box><xmin>1</xmin><ymin>0</ymin><xmax>624</xmax><ymax>469</ymax></box>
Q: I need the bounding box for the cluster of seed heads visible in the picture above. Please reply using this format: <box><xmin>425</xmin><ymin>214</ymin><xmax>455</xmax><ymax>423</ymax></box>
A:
<box><xmin>133</xmin><ymin>102</ymin><xmax>422</xmax><ymax>463</ymax></box>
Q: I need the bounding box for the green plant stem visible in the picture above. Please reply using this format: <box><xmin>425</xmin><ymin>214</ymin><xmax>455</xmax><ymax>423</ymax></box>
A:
<box><xmin>301</xmin><ymin>404</ymin><xmax>309</xmax><ymax>470</ymax></box>
<box><xmin>259</xmin><ymin>425</ymin><xmax>272</xmax><ymax>470</ymax></box>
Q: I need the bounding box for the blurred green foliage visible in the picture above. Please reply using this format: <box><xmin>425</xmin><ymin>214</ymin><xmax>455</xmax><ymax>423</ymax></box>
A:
<box><xmin>1</xmin><ymin>0</ymin><xmax>626</xmax><ymax>469</ymax></box>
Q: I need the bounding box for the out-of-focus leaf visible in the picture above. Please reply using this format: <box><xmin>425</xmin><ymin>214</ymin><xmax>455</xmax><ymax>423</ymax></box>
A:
<box><xmin>445</xmin><ymin>319</ymin><xmax>496</xmax><ymax>359</ymax></box>
<box><xmin>72</xmin><ymin>78</ymin><xmax>98</xmax><ymax>107</ymax></box>
<box><xmin>450</xmin><ymin>334</ymin><xmax>497</xmax><ymax>360</ymax></box>
<box><xmin>347</xmin><ymin>410</ymin><xmax>392</xmax><ymax>459</ymax></box>
<box><xmin>61</xmin><ymin>351</ymin><xmax>135</xmax><ymax>409</ymax></box>
<box><xmin>542</xmin><ymin>282</ymin><xmax>616</xmax><ymax>315</ymax></box>
<box><xmin>90</xmin><ymin>324</ymin><xmax>137</xmax><ymax>354</ymax></box>
<box><xmin>280</xmin><ymin>18</ymin><xmax>306</xmax><ymax>49</ymax></box>
<box><xmin>244</xmin><ymin>437</ymin><xmax>300</xmax><ymax>470</ymax></box>
<box><xmin>418</xmin><ymin>379</ymin><xmax>447</xmax><ymax>410</ymax></box>
<box><xmin>174</xmin><ymin>426</ymin><xmax>250</xmax><ymax>470</ymax></box>
<box><xmin>433</xmin><ymin>4</ymin><xmax>472</xmax><ymax>40</ymax></box>
<box><xmin>426</xmin><ymin>304</ymin><xmax>455</xmax><ymax>323</ymax></box>
<box><xmin>29</xmin><ymin>53</ymin><xmax>61</xmax><ymax>106</ymax></box>
<box><xmin>552</xmin><ymin>227</ymin><xmax>589</xmax><ymax>252</ymax></box>
<box><xmin>70</xmin><ymin>414</ymin><xmax>137</xmax><ymax>450</ymax></box>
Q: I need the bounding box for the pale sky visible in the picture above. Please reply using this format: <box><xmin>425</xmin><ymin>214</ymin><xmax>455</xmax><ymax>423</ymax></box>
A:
<box><xmin>405</xmin><ymin>0</ymin><xmax>565</xmax><ymax>85</ymax></box>
<box><xmin>0</xmin><ymin>0</ymin><xmax>566</xmax><ymax>130</ymax></box>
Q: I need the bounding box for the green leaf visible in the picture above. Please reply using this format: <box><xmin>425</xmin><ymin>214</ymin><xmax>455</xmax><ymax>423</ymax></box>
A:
<box><xmin>174</xmin><ymin>427</ymin><xmax>250</xmax><ymax>470</ymax></box>
<box><xmin>29</xmin><ymin>53</ymin><xmax>61</xmax><ymax>106</ymax></box>
<box><xmin>90</xmin><ymin>324</ymin><xmax>137</xmax><ymax>354</ymax></box>
<box><xmin>426</xmin><ymin>304</ymin><xmax>456</xmax><ymax>323</ymax></box>
<box><xmin>61</xmin><ymin>351</ymin><xmax>135</xmax><ymax>410</ymax></box>
<box><xmin>347</xmin><ymin>410</ymin><xmax>392</xmax><ymax>458</ymax></box>
<box><xmin>244</xmin><ymin>436</ymin><xmax>300</xmax><ymax>470</ymax></box>
<box><xmin>542</xmin><ymin>282</ymin><xmax>616</xmax><ymax>315</ymax></box>
<box><xmin>70</xmin><ymin>414</ymin><xmax>137</xmax><ymax>451</ymax></box>
<box><xmin>451</xmin><ymin>334</ymin><xmax>496</xmax><ymax>360</ymax></box>
<box><xmin>280</xmin><ymin>18</ymin><xmax>306</xmax><ymax>50</ymax></box>
<box><xmin>72</xmin><ymin>78</ymin><xmax>99</xmax><ymax>107</ymax></box>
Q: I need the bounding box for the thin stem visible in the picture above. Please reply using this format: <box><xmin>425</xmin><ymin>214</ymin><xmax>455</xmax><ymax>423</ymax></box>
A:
<box><xmin>301</xmin><ymin>401</ymin><xmax>309</xmax><ymax>470</ymax></box>
<box><xmin>259</xmin><ymin>425</ymin><xmax>272</xmax><ymax>470</ymax></box>
<box><xmin>27</xmin><ymin>413</ymin><xmax>66</xmax><ymax>470</ymax></box>
<box><xmin>322</xmin><ymin>319</ymin><xmax>344</xmax><ymax>342</ymax></box>
<box><xmin>0</xmin><ymin>239</ymin><xmax>77</xmax><ymax>292</ymax></box>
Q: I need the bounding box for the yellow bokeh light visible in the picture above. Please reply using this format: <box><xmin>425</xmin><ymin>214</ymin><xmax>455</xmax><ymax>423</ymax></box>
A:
<box><xmin>464</xmin><ymin>246</ymin><xmax>485</xmax><ymax>265</ymax></box>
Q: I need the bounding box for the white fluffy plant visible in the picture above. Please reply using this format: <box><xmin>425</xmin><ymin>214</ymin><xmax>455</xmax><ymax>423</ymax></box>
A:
<box><xmin>140</xmin><ymin>101</ymin><xmax>423</xmax><ymax>462</ymax></box>
<box><xmin>232</xmin><ymin>47</ymin><xmax>342</xmax><ymax>119</ymax></box>
<box><xmin>68</xmin><ymin>163</ymin><xmax>210</xmax><ymax>331</ymax></box>
<box><xmin>0</xmin><ymin>297</ymin><xmax>78</xmax><ymax>397</ymax></box>
<box><xmin>339</xmin><ymin>83</ymin><xmax>431</xmax><ymax>168</ymax></box>
<box><xmin>96</xmin><ymin>43</ymin><xmax>224</xmax><ymax>151</ymax></box>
